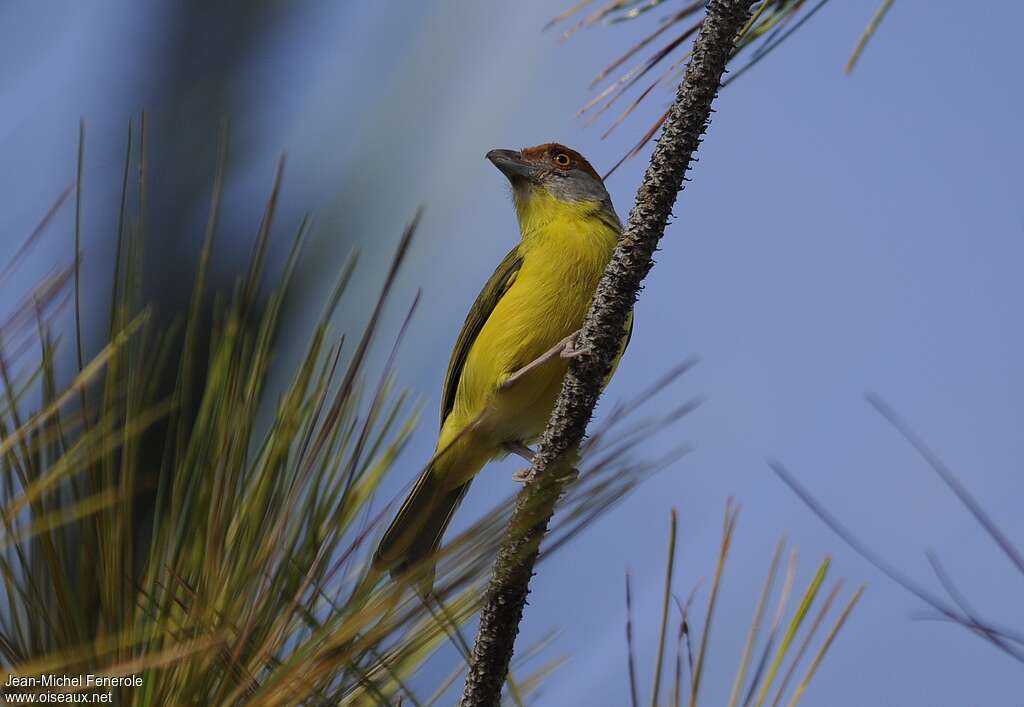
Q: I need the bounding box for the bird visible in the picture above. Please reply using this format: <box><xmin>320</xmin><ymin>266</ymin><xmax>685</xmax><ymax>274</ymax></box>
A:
<box><xmin>371</xmin><ymin>143</ymin><xmax>632</xmax><ymax>593</ymax></box>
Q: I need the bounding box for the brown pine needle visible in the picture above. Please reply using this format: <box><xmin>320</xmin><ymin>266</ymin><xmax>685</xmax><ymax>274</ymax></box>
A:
<box><xmin>626</xmin><ymin>571</ymin><xmax>641</xmax><ymax>707</ymax></box>
<box><xmin>754</xmin><ymin>557</ymin><xmax>831</xmax><ymax>706</ymax></box>
<box><xmin>769</xmin><ymin>580</ymin><xmax>843</xmax><ymax>707</ymax></box>
<box><xmin>650</xmin><ymin>508</ymin><xmax>679</xmax><ymax>707</ymax></box>
<box><xmin>728</xmin><ymin>537</ymin><xmax>786</xmax><ymax>707</ymax></box>
<box><xmin>785</xmin><ymin>585</ymin><xmax>865</xmax><ymax>707</ymax></box>
<box><xmin>845</xmin><ymin>0</ymin><xmax>895</xmax><ymax>73</ymax></box>
<box><xmin>690</xmin><ymin>500</ymin><xmax>740</xmax><ymax>707</ymax></box>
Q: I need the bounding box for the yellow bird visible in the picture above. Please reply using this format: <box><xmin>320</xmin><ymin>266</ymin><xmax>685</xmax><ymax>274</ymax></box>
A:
<box><xmin>372</xmin><ymin>143</ymin><xmax>631</xmax><ymax>591</ymax></box>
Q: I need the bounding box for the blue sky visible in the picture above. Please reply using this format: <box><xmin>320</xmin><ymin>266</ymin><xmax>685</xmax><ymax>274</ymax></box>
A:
<box><xmin>2</xmin><ymin>1</ymin><xmax>1022</xmax><ymax>704</ymax></box>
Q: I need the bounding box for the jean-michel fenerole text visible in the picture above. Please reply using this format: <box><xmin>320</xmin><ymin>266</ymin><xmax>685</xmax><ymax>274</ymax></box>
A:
<box><xmin>5</xmin><ymin>674</ymin><xmax>143</xmax><ymax>688</ymax></box>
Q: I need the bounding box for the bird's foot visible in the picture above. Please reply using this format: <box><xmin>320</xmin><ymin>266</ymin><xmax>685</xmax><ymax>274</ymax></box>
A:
<box><xmin>512</xmin><ymin>468</ymin><xmax>532</xmax><ymax>484</ymax></box>
<box><xmin>559</xmin><ymin>330</ymin><xmax>591</xmax><ymax>360</ymax></box>
<box><xmin>512</xmin><ymin>467</ymin><xmax>578</xmax><ymax>485</ymax></box>
<box><xmin>504</xmin><ymin>442</ymin><xmax>535</xmax><ymax>483</ymax></box>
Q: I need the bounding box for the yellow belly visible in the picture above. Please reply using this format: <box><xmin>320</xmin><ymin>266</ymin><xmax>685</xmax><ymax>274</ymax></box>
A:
<box><xmin>435</xmin><ymin>212</ymin><xmax>626</xmax><ymax>488</ymax></box>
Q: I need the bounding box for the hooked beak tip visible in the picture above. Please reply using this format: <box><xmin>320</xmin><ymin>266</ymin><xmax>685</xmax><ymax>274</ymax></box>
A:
<box><xmin>486</xmin><ymin>149</ymin><xmax>532</xmax><ymax>180</ymax></box>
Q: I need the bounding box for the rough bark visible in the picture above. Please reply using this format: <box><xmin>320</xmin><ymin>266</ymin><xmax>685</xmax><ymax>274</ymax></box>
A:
<box><xmin>457</xmin><ymin>1</ymin><xmax>755</xmax><ymax>704</ymax></box>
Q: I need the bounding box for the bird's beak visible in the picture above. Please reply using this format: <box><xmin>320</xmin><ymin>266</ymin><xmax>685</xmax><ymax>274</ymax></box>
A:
<box><xmin>486</xmin><ymin>149</ymin><xmax>534</xmax><ymax>181</ymax></box>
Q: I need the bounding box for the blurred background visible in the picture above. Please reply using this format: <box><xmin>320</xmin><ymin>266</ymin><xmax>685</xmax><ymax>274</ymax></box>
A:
<box><xmin>2</xmin><ymin>1</ymin><xmax>1022</xmax><ymax>704</ymax></box>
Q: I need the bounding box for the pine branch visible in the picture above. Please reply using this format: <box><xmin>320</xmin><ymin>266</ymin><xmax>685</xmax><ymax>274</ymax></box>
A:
<box><xmin>457</xmin><ymin>1</ymin><xmax>755</xmax><ymax>704</ymax></box>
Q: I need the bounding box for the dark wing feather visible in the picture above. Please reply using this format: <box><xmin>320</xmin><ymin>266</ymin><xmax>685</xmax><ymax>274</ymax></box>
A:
<box><xmin>621</xmin><ymin>310</ymin><xmax>634</xmax><ymax>353</ymax></box>
<box><xmin>439</xmin><ymin>245</ymin><xmax>524</xmax><ymax>427</ymax></box>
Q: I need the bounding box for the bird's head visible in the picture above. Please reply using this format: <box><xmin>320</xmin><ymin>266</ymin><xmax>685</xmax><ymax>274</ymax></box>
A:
<box><xmin>486</xmin><ymin>143</ymin><xmax>619</xmax><ymax>229</ymax></box>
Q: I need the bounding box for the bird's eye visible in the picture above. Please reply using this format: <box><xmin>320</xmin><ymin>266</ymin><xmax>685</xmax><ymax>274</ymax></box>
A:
<box><xmin>553</xmin><ymin>153</ymin><xmax>571</xmax><ymax>167</ymax></box>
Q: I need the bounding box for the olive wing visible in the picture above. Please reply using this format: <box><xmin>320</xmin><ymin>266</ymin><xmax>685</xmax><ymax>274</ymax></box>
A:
<box><xmin>439</xmin><ymin>245</ymin><xmax>524</xmax><ymax>427</ymax></box>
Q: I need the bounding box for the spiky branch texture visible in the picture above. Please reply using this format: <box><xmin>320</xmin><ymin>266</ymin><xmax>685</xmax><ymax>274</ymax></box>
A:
<box><xmin>458</xmin><ymin>1</ymin><xmax>755</xmax><ymax>704</ymax></box>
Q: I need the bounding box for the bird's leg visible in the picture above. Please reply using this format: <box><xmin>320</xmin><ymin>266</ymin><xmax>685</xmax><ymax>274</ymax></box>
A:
<box><xmin>499</xmin><ymin>330</ymin><xmax>589</xmax><ymax>392</ymax></box>
<box><xmin>503</xmin><ymin>441</ymin><xmax>535</xmax><ymax>462</ymax></box>
<box><xmin>503</xmin><ymin>441</ymin><xmax>536</xmax><ymax>482</ymax></box>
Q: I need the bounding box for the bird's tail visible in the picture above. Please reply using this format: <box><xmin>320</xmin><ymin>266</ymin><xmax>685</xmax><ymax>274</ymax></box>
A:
<box><xmin>372</xmin><ymin>459</ymin><xmax>472</xmax><ymax>595</ymax></box>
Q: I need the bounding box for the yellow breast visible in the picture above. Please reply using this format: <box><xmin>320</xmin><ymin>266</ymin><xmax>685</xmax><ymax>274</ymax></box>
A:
<box><xmin>450</xmin><ymin>195</ymin><xmax>620</xmax><ymax>444</ymax></box>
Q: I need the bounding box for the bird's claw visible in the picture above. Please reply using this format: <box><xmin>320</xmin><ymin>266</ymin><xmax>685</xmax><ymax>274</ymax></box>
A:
<box><xmin>512</xmin><ymin>468</ymin><xmax>532</xmax><ymax>484</ymax></box>
<box><xmin>559</xmin><ymin>331</ymin><xmax>590</xmax><ymax>360</ymax></box>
